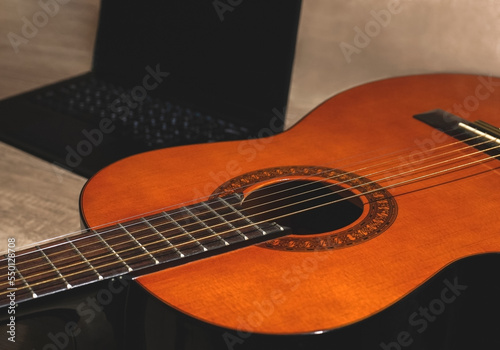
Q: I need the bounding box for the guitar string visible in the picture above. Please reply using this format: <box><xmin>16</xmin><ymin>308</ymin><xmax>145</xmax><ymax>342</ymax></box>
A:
<box><xmin>3</xmin><ymin>140</ymin><xmax>421</xmax><ymax>252</ymax></box>
<box><xmin>0</xmin><ymin>134</ymin><xmax>494</xmax><ymax>290</ymax></box>
<box><xmin>1</xmin><ymin>145</ymin><xmax>498</xmax><ymax>300</ymax></box>
<box><xmin>1</xmin><ymin>130</ymin><xmax>482</xmax><ymax>266</ymax></box>
<box><xmin>0</xmin><ymin>133</ymin><xmax>485</xmax><ymax>275</ymax></box>
<box><xmin>0</xmin><ymin>140</ymin><xmax>498</xmax><ymax>296</ymax></box>
<box><xmin>8</xmin><ymin>127</ymin><xmax>487</xmax><ymax>257</ymax></box>
<box><xmin>0</xmin><ymin>147</ymin><xmax>396</xmax><ymax>257</ymax></box>
<box><xmin>1</xmin><ymin>131</ymin><xmax>482</xmax><ymax>266</ymax></box>
<box><xmin>0</xmin><ymin>134</ymin><xmax>492</xmax><ymax>279</ymax></box>
<box><xmin>3</xmin><ymin>146</ymin><xmax>500</xmax><ymax>298</ymax></box>
<box><xmin>0</xmin><ymin>137</ymin><xmax>444</xmax><ymax>262</ymax></box>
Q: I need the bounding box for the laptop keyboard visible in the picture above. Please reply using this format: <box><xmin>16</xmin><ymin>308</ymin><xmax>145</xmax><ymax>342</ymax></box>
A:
<box><xmin>30</xmin><ymin>76</ymin><xmax>250</xmax><ymax>149</ymax></box>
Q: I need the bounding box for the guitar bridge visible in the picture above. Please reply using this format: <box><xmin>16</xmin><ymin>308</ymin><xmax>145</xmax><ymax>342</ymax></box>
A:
<box><xmin>414</xmin><ymin>109</ymin><xmax>500</xmax><ymax>158</ymax></box>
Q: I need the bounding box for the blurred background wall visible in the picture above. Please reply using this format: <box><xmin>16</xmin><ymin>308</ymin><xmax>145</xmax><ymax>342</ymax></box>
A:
<box><xmin>288</xmin><ymin>0</ymin><xmax>500</xmax><ymax>125</ymax></box>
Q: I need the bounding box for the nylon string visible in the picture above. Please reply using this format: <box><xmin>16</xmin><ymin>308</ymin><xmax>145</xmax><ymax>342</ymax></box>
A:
<box><xmin>1</xmin><ymin>133</ymin><xmax>499</xmax><ymax>296</ymax></box>
<box><xmin>0</xmin><ymin>133</ymin><xmax>484</xmax><ymax>273</ymax></box>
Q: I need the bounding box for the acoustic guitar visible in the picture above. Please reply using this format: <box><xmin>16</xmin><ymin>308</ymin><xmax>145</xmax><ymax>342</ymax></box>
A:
<box><xmin>1</xmin><ymin>74</ymin><xmax>499</xmax><ymax>350</ymax></box>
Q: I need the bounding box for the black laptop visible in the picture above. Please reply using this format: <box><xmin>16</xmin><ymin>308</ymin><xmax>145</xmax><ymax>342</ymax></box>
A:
<box><xmin>0</xmin><ymin>0</ymin><xmax>302</xmax><ymax>177</ymax></box>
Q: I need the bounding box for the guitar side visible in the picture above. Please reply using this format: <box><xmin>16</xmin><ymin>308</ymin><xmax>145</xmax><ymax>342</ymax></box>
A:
<box><xmin>78</xmin><ymin>74</ymin><xmax>500</xmax><ymax>348</ymax></box>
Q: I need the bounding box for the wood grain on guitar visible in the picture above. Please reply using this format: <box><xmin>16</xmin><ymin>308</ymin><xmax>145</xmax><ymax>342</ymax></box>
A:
<box><xmin>1</xmin><ymin>74</ymin><xmax>499</xmax><ymax>349</ymax></box>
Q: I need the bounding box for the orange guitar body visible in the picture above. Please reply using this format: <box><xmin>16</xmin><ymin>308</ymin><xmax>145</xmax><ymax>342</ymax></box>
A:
<box><xmin>80</xmin><ymin>74</ymin><xmax>500</xmax><ymax>347</ymax></box>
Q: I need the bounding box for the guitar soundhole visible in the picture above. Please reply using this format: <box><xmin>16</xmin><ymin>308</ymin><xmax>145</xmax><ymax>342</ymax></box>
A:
<box><xmin>212</xmin><ymin>165</ymin><xmax>397</xmax><ymax>251</ymax></box>
<box><xmin>241</xmin><ymin>180</ymin><xmax>363</xmax><ymax>235</ymax></box>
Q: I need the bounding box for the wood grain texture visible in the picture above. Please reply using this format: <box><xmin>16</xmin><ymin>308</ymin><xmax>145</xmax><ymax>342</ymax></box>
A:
<box><xmin>0</xmin><ymin>0</ymin><xmax>99</xmax><ymax>248</ymax></box>
<box><xmin>80</xmin><ymin>74</ymin><xmax>500</xmax><ymax>334</ymax></box>
<box><xmin>0</xmin><ymin>142</ymin><xmax>87</xmax><ymax>248</ymax></box>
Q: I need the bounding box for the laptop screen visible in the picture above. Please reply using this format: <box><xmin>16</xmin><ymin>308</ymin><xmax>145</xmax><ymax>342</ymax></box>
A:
<box><xmin>93</xmin><ymin>0</ymin><xmax>302</xmax><ymax>131</ymax></box>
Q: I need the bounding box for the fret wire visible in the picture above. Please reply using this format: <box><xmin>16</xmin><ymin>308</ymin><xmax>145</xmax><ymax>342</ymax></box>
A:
<box><xmin>142</xmin><ymin>217</ymin><xmax>185</xmax><ymax>258</ymax></box>
<box><xmin>95</xmin><ymin>230</ymin><xmax>133</xmax><ymax>272</ymax></box>
<box><xmin>66</xmin><ymin>237</ymin><xmax>103</xmax><ymax>280</ymax></box>
<box><xmin>118</xmin><ymin>223</ymin><xmax>159</xmax><ymax>265</ymax></box>
<box><xmin>0</xmin><ymin>195</ymin><xmax>267</xmax><ymax>289</ymax></box>
<box><xmin>184</xmin><ymin>206</ymin><xmax>229</xmax><ymax>246</ymax></box>
<box><xmin>1</xmin><ymin>200</ymin><xmax>235</xmax><ymax>280</ymax></box>
<box><xmin>2</xmin><ymin>195</ymin><xmax>285</xmax><ymax>299</ymax></box>
<box><xmin>14</xmin><ymin>265</ymin><xmax>38</xmax><ymax>299</ymax></box>
<box><xmin>0</xmin><ymin>203</ymin><xmax>241</xmax><ymax>287</ymax></box>
<box><xmin>218</xmin><ymin>197</ymin><xmax>269</xmax><ymax>235</ymax></box>
<box><xmin>201</xmin><ymin>201</ymin><xmax>248</xmax><ymax>240</ymax></box>
<box><xmin>0</xmin><ymin>208</ymin><xmax>287</xmax><ymax>300</ymax></box>
<box><xmin>0</xmin><ymin>196</ymin><xmax>238</xmax><ymax>284</ymax></box>
<box><xmin>163</xmin><ymin>211</ymin><xmax>208</xmax><ymax>252</ymax></box>
<box><xmin>36</xmin><ymin>246</ymin><xmax>72</xmax><ymax>289</ymax></box>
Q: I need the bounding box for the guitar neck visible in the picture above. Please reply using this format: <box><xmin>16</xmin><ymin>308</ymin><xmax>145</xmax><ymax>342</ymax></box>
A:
<box><xmin>0</xmin><ymin>194</ymin><xmax>288</xmax><ymax>307</ymax></box>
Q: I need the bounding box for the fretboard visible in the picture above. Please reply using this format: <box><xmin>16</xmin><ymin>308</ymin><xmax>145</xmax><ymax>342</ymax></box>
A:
<box><xmin>0</xmin><ymin>194</ymin><xmax>289</xmax><ymax>307</ymax></box>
